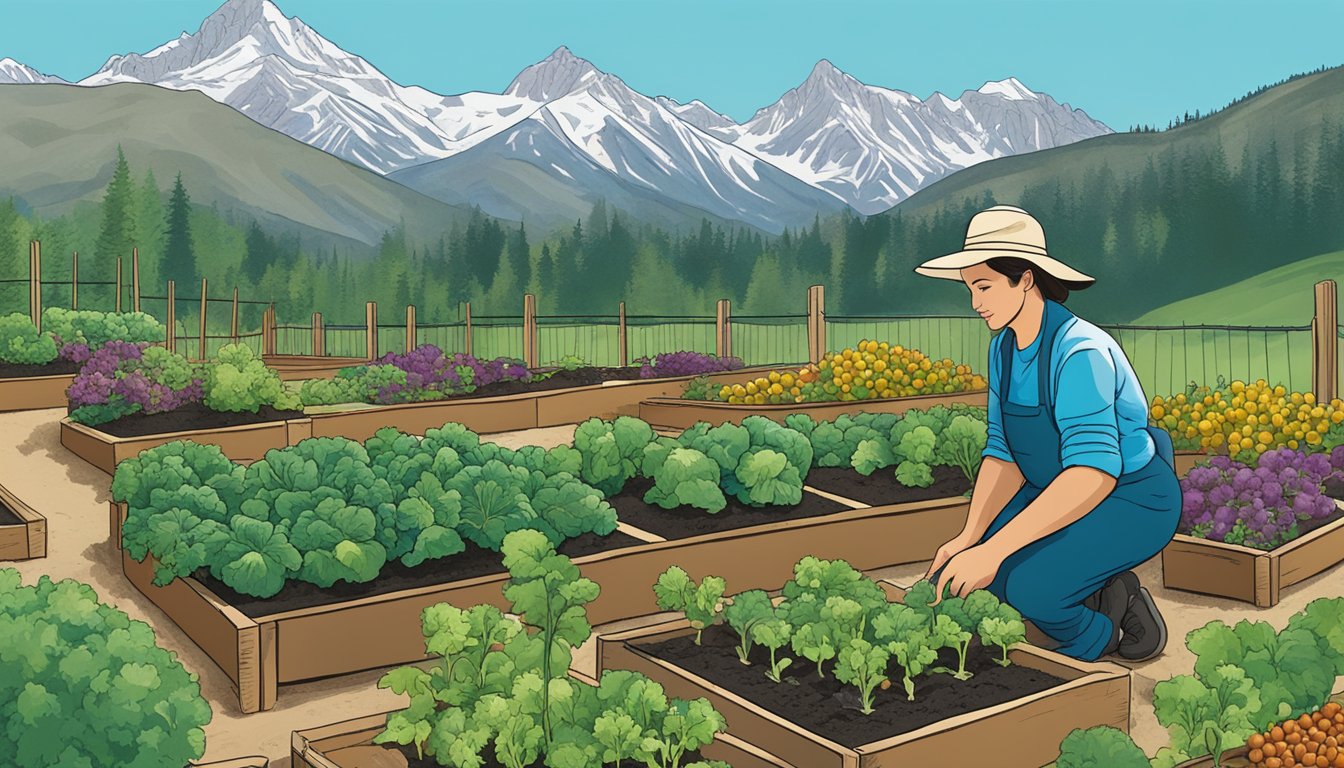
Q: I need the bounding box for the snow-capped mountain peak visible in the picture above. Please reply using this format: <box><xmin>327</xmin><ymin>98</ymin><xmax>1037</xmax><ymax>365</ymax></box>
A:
<box><xmin>976</xmin><ymin>76</ymin><xmax>1036</xmax><ymax>101</ymax></box>
<box><xmin>503</xmin><ymin>46</ymin><xmax>603</xmax><ymax>101</ymax></box>
<box><xmin>654</xmin><ymin>95</ymin><xmax>738</xmax><ymax>136</ymax></box>
<box><xmin>0</xmin><ymin>58</ymin><xmax>67</xmax><ymax>84</ymax></box>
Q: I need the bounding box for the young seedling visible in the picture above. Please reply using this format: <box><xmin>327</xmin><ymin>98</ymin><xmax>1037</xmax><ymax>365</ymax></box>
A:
<box><xmin>791</xmin><ymin>621</ymin><xmax>838</xmax><ymax>678</ymax></box>
<box><xmin>978</xmin><ymin>603</ymin><xmax>1027</xmax><ymax>667</ymax></box>
<box><xmin>653</xmin><ymin>566</ymin><xmax>726</xmax><ymax>645</ymax></box>
<box><xmin>750</xmin><ymin>613</ymin><xmax>794</xmax><ymax>683</ymax></box>
<box><xmin>873</xmin><ymin>602</ymin><xmax>938</xmax><ymax>701</ymax></box>
<box><xmin>724</xmin><ymin>589</ymin><xmax>774</xmax><ymax>665</ymax></box>
<box><xmin>833</xmin><ymin>637</ymin><xmax>892</xmax><ymax>715</ymax></box>
<box><xmin>930</xmin><ymin>613</ymin><xmax>974</xmax><ymax>680</ymax></box>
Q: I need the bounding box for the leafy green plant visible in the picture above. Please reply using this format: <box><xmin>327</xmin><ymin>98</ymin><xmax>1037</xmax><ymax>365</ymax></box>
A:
<box><xmin>873</xmin><ymin>603</ymin><xmax>937</xmax><ymax>701</ymax></box>
<box><xmin>679</xmin><ymin>375</ymin><xmax>716</xmax><ymax>401</ymax></box>
<box><xmin>750</xmin><ymin>611</ymin><xmax>793</xmax><ymax>683</ymax></box>
<box><xmin>643</xmin><ymin>446</ymin><xmax>727</xmax><ymax>513</ymax></box>
<box><xmin>203</xmin><ymin>343</ymin><xmax>299</xmax><ymax>412</ymax></box>
<box><xmin>937</xmin><ymin>414</ymin><xmax>990</xmax><ymax>483</ymax></box>
<box><xmin>676</xmin><ymin>416</ymin><xmax>813</xmax><ymax>507</ymax></box>
<box><xmin>653</xmin><ymin>566</ymin><xmax>726</xmax><ymax>645</ymax></box>
<box><xmin>807</xmin><ymin>413</ymin><xmax>898</xmax><ymax>468</ymax></box>
<box><xmin>574</xmin><ymin>416</ymin><xmax>656</xmax><ymax>496</ymax></box>
<box><xmin>833</xmin><ymin>637</ymin><xmax>890</xmax><ymax>715</ymax></box>
<box><xmin>1055</xmin><ymin>726</ymin><xmax>1152</xmax><ymax>768</ymax></box>
<box><xmin>851</xmin><ymin>406</ymin><xmax>988</xmax><ymax>488</ymax></box>
<box><xmin>0</xmin><ymin>569</ymin><xmax>214</xmax><ymax>768</ymax></box>
<box><xmin>0</xmin><ymin>312</ymin><xmax>58</xmax><ymax>364</ymax></box>
<box><xmin>42</xmin><ymin>307</ymin><xmax>164</xmax><ymax>348</ymax></box>
<box><xmin>780</xmin><ymin>556</ymin><xmax>888</xmax><ymax>627</ymax></box>
<box><xmin>724</xmin><ymin>589</ymin><xmax>774</xmax><ymax>665</ymax></box>
<box><xmin>979</xmin><ymin>608</ymin><xmax>1028</xmax><ymax>667</ymax></box>
<box><xmin>1153</xmin><ymin>665</ymin><xmax>1261</xmax><ymax>768</ymax></box>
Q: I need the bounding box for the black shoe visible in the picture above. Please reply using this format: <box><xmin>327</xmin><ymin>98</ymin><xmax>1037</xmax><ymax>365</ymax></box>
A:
<box><xmin>1085</xmin><ymin>571</ymin><xmax>1137</xmax><ymax>655</ymax></box>
<box><xmin>1116</xmin><ymin>587</ymin><xmax>1167</xmax><ymax>662</ymax></box>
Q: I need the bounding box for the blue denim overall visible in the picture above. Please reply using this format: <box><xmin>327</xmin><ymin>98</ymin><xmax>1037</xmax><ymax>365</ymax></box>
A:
<box><xmin>953</xmin><ymin>302</ymin><xmax>1181</xmax><ymax>661</ymax></box>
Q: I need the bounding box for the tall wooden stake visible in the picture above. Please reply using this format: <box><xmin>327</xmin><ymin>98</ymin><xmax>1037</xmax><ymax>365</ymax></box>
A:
<box><xmin>312</xmin><ymin>312</ymin><xmax>325</xmax><ymax>357</ymax></box>
<box><xmin>71</xmin><ymin>251</ymin><xmax>78</xmax><ymax>310</ymax></box>
<box><xmin>807</xmin><ymin>285</ymin><xmax>827</xmax><ymax>364</ymax></box>
<box><xmin>28</xmin><ymin>241</ymin><xmax>41</xmax><ymax>331</ymax></box>
<box><xmin>115</xmin><ymin>258</ymin><xmax>123</xmax><ymax>313</ymax></box>
<box><xmin>198</xmin><ymin>278</ymin><xmax>208</xmax><ymax>361</ymax></box>
<box><xmin>464</xmin><ymin>302</ymin><xmax>473</xmax><ymax>357</ymax></box>
<box><xmin>716</xmin><ymin>299</ymin><xmax>732</xmax><ymax>360</ymax></box>
<box><xmin>618</xmin><ymin>301</ymin><xmax>628</xmax><ymax>367</ymax></box>
<box><xmin>365</xmin><ymin>301</ymin><xmax>378</xmax><ymax>360</ymax></box>
<box><xmin>230</xmin><ymin>287</ymin><xmax>240</xmax><ymax>344</ymax></box>
<box><xmin>405</xmin><ymin>304</ymin><xmax>417</xmax><ymax>353</ymax></box>
<box><xmin>132</xmin><ymin>247</ymin><xmax>141</xmax><ymax>313</ymax></box>
<box><xmin>165</xmin><ymin>280</ymin><xmax>176</xmax><ymax>354</ymax></box>
<box><xmin>1312</xmin><ymin>280</ymin><xmax>1338</xmax><ymax>403</ymax></box>
<box><xmin>523</xmin><ymin>294</ymin><xmax>538</xmax><ymax>368</ymax></box>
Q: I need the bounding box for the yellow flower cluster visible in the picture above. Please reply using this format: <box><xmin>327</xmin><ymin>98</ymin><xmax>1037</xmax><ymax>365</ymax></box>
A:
<box><xmin>717</xmin><ymin>340</ymin><xmax>986</xmax><ymax>405</ymax></box>
<box><xmin>1151</xmin><ymin>379</ymin><xmax>1344</xmax><ymax>454</ymax></box>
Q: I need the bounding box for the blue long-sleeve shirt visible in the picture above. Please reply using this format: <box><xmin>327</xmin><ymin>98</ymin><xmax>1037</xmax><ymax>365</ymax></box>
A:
<box><xmin>983</xmin><ymin>310</ymin><xmax>1155</xmax><ymax>479</ymax></box>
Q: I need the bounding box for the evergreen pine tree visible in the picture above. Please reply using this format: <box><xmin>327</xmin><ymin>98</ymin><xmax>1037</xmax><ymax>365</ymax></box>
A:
<box><xmin>161</xmin><ymin>173</ymin><xmax>197</xmax><ymax>288</ymax></box>
<box><xmin>94</xmin><ymin>146</ymin><xmax>137</xmax><ymax>287</ymax></box>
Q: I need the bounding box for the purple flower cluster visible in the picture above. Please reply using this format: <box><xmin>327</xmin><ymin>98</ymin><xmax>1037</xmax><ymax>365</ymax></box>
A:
<box><xmin>67</xmin><ymin>342</ymin><xmax>147</xmax><ymax>407</ymax></box>
<box><xmin>636</xmin><ymin>351</ymin><xmax>745</xmax><ymax>379</ymax></box>
<box><xmin>1180</xmin><ymin>446</ymin><xmax>1344</xmax><ymax>549</ymax></box>
<box><xmin>66</xmin><ymin>341</ymin><xmax>204</xmax><ymax>416</ymax></box>
<box><xmin>370</xmin><ymin>346</ymin><xmax>531</xmax><ymax>404</ymax></box>
<box><xmin>58</xmin><ymin>342</ymin><xmax>93</xmax><ymax>365</ymax></box>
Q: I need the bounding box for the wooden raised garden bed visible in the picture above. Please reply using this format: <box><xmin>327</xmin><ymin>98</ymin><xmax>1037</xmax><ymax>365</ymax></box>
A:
<box><xmin>0</xmin><ymin>482</ymin><xmax>46</xmax><ymax>561</ymax></box>
<box><xmin>305</xmin><ymin>365</ymin><xmax>775</xmax><ymax>444</ymax></box>
<box><xmin>638</xmin><ymin>389</ymin><xmax>989</xmax><ymax>430</ymax></box>
<box><xmin>111</xmin><ymin>477</ymin><xmax>971</xmax><ymax>712</ymax></box>
<box><xmin>263</xmin><ymin>355</ymin><xmax>369</xmax><ymax>382</ymax></box>
<box><xmin>62</xmin><ymin>416</ymin><xmax>314</xmax><ymax>475</ymax></box>
<box><xmin>0</xmin><ymin>372</ymin><xmax>76</xmax><ymax>412</ymax></box>
<box><xmin>290</xmin><ymin>710</ymin><xmax>788</xmax><ymax>768</ymax></box>
<box><xmin>1161</xmin><ymin>497</ymin><xmax>1344</xmax><ymax>607</ymax></box>
<box><xmin>595</xmin><ymin>615</ymin><xmax>1131</xmax><ymax>768</ymax></box>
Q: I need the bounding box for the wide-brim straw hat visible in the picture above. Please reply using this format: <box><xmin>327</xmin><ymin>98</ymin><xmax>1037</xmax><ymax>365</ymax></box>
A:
<box><xmin>914</xmin><ymin>205</ymin><xmax>1095</xmax><ymax>284</ymax></box>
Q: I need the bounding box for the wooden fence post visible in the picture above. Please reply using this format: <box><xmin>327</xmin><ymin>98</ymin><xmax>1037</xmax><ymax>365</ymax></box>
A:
<box><xmin>716</xmin><ymin>299</ymin><xmax>732</xmax><ymax>359</ymax></box>
<box><xmin>807</xmin><ymin>284</ymin><xmax>827</xmax><ymax>363</ymax></box>
<box><xmin>1312</xmin><ymin>279</ymin><xmax>1338</xmax><ymax>403</ymax></box>
<box><xmin>618</xmin><ymin>301</ymin><xmax>628</xmax><ymax>367</ymax></box>
<box><xmin>523</xmin><ymin>294</ymin><xmax>538</xmax><ymax>368</ymax></box>
<box><xmin>165</xmin><ymin>280</ymin><xmax>176</xmax><ymax>354</ymax></box>
<box><xmin>198</xmin><ymin>278</ymin><xmax>208</xmax><ymax>361</ymax></box>
<box><xmin>71</xmin><ymin>251</ymin><xmax>78</xmax><ymax>310</ymax></box>
<box><xmin>261</xmin><ymin>304</ymin><xmax>275</xmax><ymax>356</ymax></box>
<box><xmin>312</xmin><ymin>312</ymin><xmax>325</xmax><ymax>357</ymax></box>
<box><xmin>365</xmin><ymin>301</ymin><xmax>378</xmax><ymax>361</ymax></box>
<box><xmin>28</xmin><ymin>241</ymin><xmax>41</xmax><ymax>331</ymax></box>
<box><xmin>230</xmin><ymin>288</ymin><xmax>240</xmax><ymax>344</ymax></box>
<box><xmin>115</xmin><ymin>258</ymin><xmax>122</xmax><ymax>313</ymax></box>
<box><xmin>464</xmin><ymin>302</ymin><xmax>473</xmax><ymax>357</ymax></box>
<box><xmin>405</xmin><ymin>305</ymin><xmax>417</xmax><ymax>353</ymax></box>
<box><xmin>132</xmin><ymin>247</ymin><xmax>141</xmax><ymax>313</ymax></box>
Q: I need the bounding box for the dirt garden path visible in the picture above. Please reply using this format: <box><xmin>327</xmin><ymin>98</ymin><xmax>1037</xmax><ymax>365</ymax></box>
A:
<box><xmin>1</xmin><ymin>408</ymin><xmax>1339</xmax><ymax>765</ymax></box>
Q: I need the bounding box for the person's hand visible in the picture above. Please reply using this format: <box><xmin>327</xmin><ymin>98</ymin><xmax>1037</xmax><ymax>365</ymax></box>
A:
<box><xmin>924</xmin><ymin>530</ymin><xmax>979</xmax><ymax>582</ymax></box>
<box><xmin>930</xmin><ymin>544</ymin><xmax>1005</xmax><ymax>607</ymax></box>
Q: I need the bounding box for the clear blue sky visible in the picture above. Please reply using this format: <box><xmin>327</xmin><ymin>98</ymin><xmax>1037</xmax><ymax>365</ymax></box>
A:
<box><xmin>3</xmin><ymin>0</ymin><xmax>1342</xmax><ymax>130</ymax></box>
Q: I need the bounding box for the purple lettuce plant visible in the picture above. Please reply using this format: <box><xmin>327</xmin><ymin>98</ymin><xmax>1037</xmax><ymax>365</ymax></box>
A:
<box><xmin>366</xmin><ymin>345</ymin><xmax>531</xmax><ymax>404</ymax></box>
<box><xmin>1179</xmin><ymin>446</ymin><xmax>1344</xmax><ymax>549</ymax></box>
<box><xmin>66</xmin><ymin>342</ymin><xmax>204</xmax><ymax>424</ymax></box>
<box><xmin>637</xmin><ymin>350</ymin><xmax>744</xmax><ymax>379</ymax></box>
<box><xmin>67</xmin><ymin>341</ymin><xmax>147</xmax><ymax>407</ymax></box>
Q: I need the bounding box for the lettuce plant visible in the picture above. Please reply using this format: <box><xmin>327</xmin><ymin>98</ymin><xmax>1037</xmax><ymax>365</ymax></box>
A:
<box><xmin>0</xmin><ymin>570</ymin><xmax>213</xmax><ymax>767</ymax></box>
<box><xmin>749</xmin><ymin>612</ymin><xmax>793</xmax><ymax>683</ymax></box>
<box><xmin>0</xmin><ymin>312</ymin><xmax>58</xmax><ymax>364</ymax></box>
<box><xmin>203</xmin><ymin>343</ymin><xmax>299</xmax><ymax>413</ymax></box>
<box><xmin>724</xmin><ymin>589</ymin><xmax>774</xmax><ymax>665</ymax></box>
<box><xmin>873</xmin><ymin>603</ymin><xmax>938</xmax><ymax>701</ymax></box>
<box><xmin>42</xmin><ymin>307</ymin><xmax>164</xmax><ymax>349</ymax></box>
<box><xmin>675</xmin><ymin>416</ymin><xmax>812</xmax><ymax>507</ymax></box>
<box><xmin>833</xmin><ymin>637</ymin><xmax>890</xmax><ymax>715</ymax></box>
<box><xmin>653</xmin><ymin>566</ymin><xmax>726</xmax><ymax>646</ymax></box>
<box><xmin>1055</xmin><ymin>726</ymin><xmax>1152</xmax><ymax>768</ymax></box>
<box><xmin>643</xmin><ymin>446</ymin><xmax>727</xmax><ymax>513</ymax></box>
<box><xmin>574</xmin><ymin>416</ymin><xmax>655</xmax><ymax>496</ymax></box>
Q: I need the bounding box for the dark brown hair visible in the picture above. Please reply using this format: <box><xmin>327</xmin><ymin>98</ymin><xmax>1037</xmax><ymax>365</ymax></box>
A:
<box><xmin>985</xmin><ymin>257</ymin><xmax>1091</xmax><ymax>304</ymax></box>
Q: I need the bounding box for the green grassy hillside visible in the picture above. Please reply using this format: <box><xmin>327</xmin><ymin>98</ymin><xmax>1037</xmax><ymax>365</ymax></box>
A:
<box><xmin>0</xmin><ymin>83</ymin><xmax>484</xmax><ymax>249</ymax></box>
<box><xmin>1133</xmin><ymin>250</ymin><xmax>1344</xmax><ymax>325</ymax></box>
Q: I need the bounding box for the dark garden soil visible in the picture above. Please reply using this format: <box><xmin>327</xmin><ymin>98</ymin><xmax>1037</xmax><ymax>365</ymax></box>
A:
<box><xmin>0</xmin><ymin>359</ymin><xmax>80</xmax><ymax>379</ymax></box>
<box><xmin>385</xmin><ymin>743</ymin><xmax>709</xmax><ymax>768</ymax></box>
<box><xmin>0</xmin><ymin>497</ymin><xmax>22</xmax><ymax>526</ymax></box>
<box><xmin>197</xmin><ymin>530</ymin><xmax>646</xmax><ymax>618</ymax></box>
<box><xmin>804</xmin><ymin>465</ymin><xmax>972</xmax><ymax>507</ymax></box>
<box><xmin>607</xmin><ymin>476</ymin><xmax>850</xmax><ymax>539</ymax></box>
<box><xmin>638</xmin><ymin>623</ymin><xmax>1066</xmax><ymax>748</ymax></box>
<box><xmin>83</xmin><ymin>402</ymin><xmax>306</xmax><ymax>438</ymax></box>
<box><xmin>1326</xmin><ymin>477</ymin><xmax>1344</xmax><ymax>502</ymax></box>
